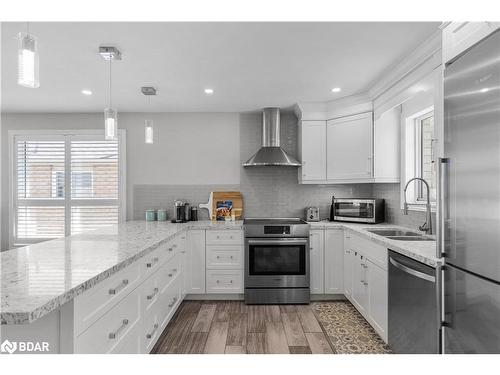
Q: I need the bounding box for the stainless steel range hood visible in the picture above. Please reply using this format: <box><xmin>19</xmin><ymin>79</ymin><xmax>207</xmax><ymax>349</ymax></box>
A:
<box><xmin>243</xmin><ymin>108</ymin><xmax>301</xmax><ymax>167</ymax></box>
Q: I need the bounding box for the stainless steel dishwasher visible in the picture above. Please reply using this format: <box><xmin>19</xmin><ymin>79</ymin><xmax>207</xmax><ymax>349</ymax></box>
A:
<box><xmin>388</xmin><ymin>250</ymin><xmax>441</xmax><ymax>353</ymax></box>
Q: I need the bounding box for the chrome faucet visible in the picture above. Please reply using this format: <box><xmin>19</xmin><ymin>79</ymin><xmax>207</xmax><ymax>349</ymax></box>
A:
<box><xmin>403</xmin><ymin>177</ymin><xmax>433</xmax><ymax>235</ymax></box>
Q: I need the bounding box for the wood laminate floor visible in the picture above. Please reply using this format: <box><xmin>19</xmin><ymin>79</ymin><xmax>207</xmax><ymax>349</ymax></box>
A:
<box><xmin>151</xmin><ymin>300</ymin><xmax>390</xmax><ymax>354</ymax></box>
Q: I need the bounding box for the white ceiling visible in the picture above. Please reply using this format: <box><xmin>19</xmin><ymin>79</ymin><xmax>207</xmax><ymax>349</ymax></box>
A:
<box><xmin>1</xmin><ymin>22</ymin><xmax>440</xmax><ymax>113</ymax></box>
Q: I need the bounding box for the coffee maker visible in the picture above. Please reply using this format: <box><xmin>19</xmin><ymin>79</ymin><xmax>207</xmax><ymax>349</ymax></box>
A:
<box><xmin>172</xmin><ymin>200</ymin><xmax>188</xmax><ymax>223</ymax></box>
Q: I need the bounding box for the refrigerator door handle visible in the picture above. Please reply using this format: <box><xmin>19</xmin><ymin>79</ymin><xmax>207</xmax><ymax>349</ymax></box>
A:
<box><xmin>389</xmin><ymin>257</ymin><xmax>436</xmax><ymax>282</ymax></box>
<box><xmin>437</xmin><ymin>158</ymin><xmax>449</xmax><ymax>258</ymax></box>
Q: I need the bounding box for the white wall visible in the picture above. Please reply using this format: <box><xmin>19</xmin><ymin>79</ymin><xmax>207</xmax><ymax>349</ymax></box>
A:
<box><xmin>0</xmin><ymin>112</ymin><xmax>240</xmax><ymax>250</ymax></box>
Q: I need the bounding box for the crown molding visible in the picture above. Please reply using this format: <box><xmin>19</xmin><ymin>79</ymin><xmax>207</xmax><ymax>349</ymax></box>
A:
<box><xmin>368</xmin><ymin>29</ymin><xmax>442</xmax><ymax>100</ymax></box>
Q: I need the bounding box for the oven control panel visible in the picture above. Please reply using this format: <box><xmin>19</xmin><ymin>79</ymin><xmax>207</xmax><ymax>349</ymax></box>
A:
<box><xmin>264</xmin><ymin>225</ymin><xmax>290</xmax><ymax>235</ymax></box>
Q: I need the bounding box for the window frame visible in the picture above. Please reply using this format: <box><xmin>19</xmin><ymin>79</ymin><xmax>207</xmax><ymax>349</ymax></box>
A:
<box><xmin>414</xmin><ymin>111</ymin><xmax>435</xmax><ymax>202</ymax></box>
<box><xmin>401</xmin><ymin>105</ymin><xmax>437</xmax><ymax>212</ymax></box>
<box><xmin>8</xmin><ymin>129</ymin><xmax>126</xmax><ymax>247</ymax></box>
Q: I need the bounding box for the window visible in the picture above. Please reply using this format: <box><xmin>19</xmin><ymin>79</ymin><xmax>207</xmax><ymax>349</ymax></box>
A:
<box><xmin>415</xmin><ymin>112</ymin><xmax>436</xmax><ymax>202</ymax></box>
<box><xmin>11</xmin><ymin>131</ymin><xmax>125</xmax><ymax>246</ymax></box>
<box><xmin>403</xmin><ymin>106</ymin><xmax>436</xmax><ymax>209</ymax></box>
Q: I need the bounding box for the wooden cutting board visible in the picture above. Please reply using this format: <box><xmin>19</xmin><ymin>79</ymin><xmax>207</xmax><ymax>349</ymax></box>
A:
<box><xmin>199</xmin><ymin>191</ymin><xmax>243</xmax><ymax>221</ymax></box>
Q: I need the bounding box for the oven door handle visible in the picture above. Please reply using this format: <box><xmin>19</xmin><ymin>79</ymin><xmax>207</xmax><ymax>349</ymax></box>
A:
<box><xmin>246</xmin><ymin>238</ymin><xmax>309</xmax><ymax>246</ymax></box>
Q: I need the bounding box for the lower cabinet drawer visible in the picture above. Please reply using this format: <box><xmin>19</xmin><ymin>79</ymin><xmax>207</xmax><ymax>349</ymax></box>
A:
<box><xmin>74</xmin><ymin>262</ymin><xmax>142</xmax><ymax>336</ymax></box>
<box><xmin>206</xmin><ymin>230</ymin><xmax>243</xmax><ymax>245</ymax></box>
<box><xmin>206</xmin><ymin>270</ymin><xmax>243</xmax><ymax>293</ymax></box>
<box><xmin>158</xmin><ymin>253</ymin><xmax>181</xmax><ymax>293</ymax></box>
<box><xmin>206</xmin><ymin>246</ymin><xmax>243</xmax><ymax>269</ymax></box>
<box><xmin>142</xmin><ymin>309</ymin><xmax>162</xmax><ymax>354</ymax></box>
<box><xmin>158</xmin><ymin>276</ymin><xmax>182</xmax><ymax>330</ymax></box>
<box><xmin>75</xmin><ymin>287</ymin><xmax>141</xmax><ymax>354</ymax></box>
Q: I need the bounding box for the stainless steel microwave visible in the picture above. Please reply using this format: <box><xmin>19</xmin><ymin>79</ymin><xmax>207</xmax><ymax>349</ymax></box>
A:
<box><xmin>330</xmin><ymin>198</ymin><xmax>385</xmax><ymax>223</ymax></box>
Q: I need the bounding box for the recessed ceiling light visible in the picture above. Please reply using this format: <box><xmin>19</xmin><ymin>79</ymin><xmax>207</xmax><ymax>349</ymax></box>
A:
<box><xmin>204</xmin><ymin>88</ymin><xmax>214</xmax><ymax>95</ymax></box>
<box><xmin>81</xmin><ymin>89</ymin><xmax>92</xmax><ymax>96</ymax></box>
<box><xmin>331</xmin><ymin>87</ymin><xmax>341</xmax><ymax>93</ymax></box>
<box><xmin>480</xmin><ymin>88</ymin><xmax>489</xmax><ymax>93</ymax></box>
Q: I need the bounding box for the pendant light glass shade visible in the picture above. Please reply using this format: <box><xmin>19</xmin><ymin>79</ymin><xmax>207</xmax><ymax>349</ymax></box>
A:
<box><xmin>145</xmin><ymin>120</ymin><xmax>154</xmax><ymax>144</ymax></box>
<box><xmin>104</xmin><ymin>108</ymin><xmax>118</xmax><ymax>140</ymax></box>
<box><xmin>17</xmin><ymin>32</ymin><xmax>40</xmax><ymax>88</ymax></box>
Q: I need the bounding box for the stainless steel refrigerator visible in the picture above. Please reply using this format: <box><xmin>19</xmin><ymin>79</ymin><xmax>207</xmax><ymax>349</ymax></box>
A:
<box><xmin>440</xmin><ymin>29</ymin><xmax>500</xmax><ymax>353</ymax></box>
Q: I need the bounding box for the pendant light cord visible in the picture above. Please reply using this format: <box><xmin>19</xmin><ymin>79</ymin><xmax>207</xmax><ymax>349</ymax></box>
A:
<box><xmin>109</xmin><ymin>57</ymin><xmax>112</xmax><ymax>108</ymax></box>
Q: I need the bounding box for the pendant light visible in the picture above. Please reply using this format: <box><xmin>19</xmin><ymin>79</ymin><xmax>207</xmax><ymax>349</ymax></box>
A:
<box><xmin>141</xmin><ymin>87</ymin><xmax>157</xmax><ymax>144</ymax></box>
<box><xmin>99</xmin><ymin>46</ymin><xmax>121</xmax><ymax>141</ymax></box>
<box><xmin>17</xmin><ymin>23</ymin><xmax>40</xmax><ymax>88</ymax></box>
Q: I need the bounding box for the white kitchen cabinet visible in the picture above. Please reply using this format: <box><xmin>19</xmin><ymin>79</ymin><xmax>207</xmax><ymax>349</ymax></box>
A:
<box><xmin>344</xmin><ymin>232</ymin><xmax>388</xmax><ymax>343</ymax></box>
<box><xmin>443</xmin><ymin>22</ymin><xmax>500</xmax><ymax>65</ymax></box>
<box><xmin>343</xmin><ymin>249</ymin><xmax>354</xmax><ymax>300</ymax></box>
<box><xmin>366</xmin><ymin>258</ymin><xmax>388</xmax><ymax>342</ymax></box>
<box><xmin>324</xmin><ymin>228</ymin><xmax>344</xmax><ymax>294</ymax></box>
<box><xmin>351</xmin><ymin>251</ymin><xmax>369</xmax><ymax>315</ymax></box>
<box><xmin>373</xmin><ymin>107</ymin><xmax>400</xmax><ymax>182</ymax></box>
<box><xmin>326</xmin><ymin>112</ymin><xmax>373</xmax><ymax>182</ymax></box>
<box><xmin>186</xmin><ymin>229</ymin><xmax>206</xmax><ymax>294</ymax></box>
<box><xmin>298</xmin><ymin>120</ymin><xmax>327</xmax><ymax>183</ymax></box>
<box><xmin>309</xmin><ymin>229</ymin><xmax>324</xmax><ymax>294</ymax></box>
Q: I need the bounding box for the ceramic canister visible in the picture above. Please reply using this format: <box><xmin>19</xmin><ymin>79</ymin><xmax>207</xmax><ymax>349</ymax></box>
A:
<box><xmin>157</xmin><ymin>209</ymin><xmax>168</xmax><ymax>222</ymax></box>
<box><xmin>145</xmin><ymin>209</ymin><xmax>156</xmax><ymax>222</ymax></box>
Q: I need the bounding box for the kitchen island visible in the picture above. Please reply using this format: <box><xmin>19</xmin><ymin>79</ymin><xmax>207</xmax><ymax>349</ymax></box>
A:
<box><xmin>1</xmin><ymin>219</ymin><xmax>438</xmax><ymax>353</ymax></box>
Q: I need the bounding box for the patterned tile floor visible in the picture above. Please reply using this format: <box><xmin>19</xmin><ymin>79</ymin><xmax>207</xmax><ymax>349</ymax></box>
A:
<box><xmin>312</xmin><ymin>301</ymin><xmax>392</xmax><ymax>354</ymax></box>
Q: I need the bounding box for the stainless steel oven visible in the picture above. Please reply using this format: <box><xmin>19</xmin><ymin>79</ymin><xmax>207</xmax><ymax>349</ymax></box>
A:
<box><xmin>330</xmin><ymin>198</ymin><xmax>385</xmax><ymax>223</ymax></box>
<box><xmin>244</xmin><ymin>218</ymin><xmax>310</xmax><ymax>304</ymax></box>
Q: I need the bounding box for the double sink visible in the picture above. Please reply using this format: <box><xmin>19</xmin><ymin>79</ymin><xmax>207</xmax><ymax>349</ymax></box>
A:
<box><xmin>366</xmin><ymin>228</ymin><xmax>434</xmax><ymax>241</ymax></box>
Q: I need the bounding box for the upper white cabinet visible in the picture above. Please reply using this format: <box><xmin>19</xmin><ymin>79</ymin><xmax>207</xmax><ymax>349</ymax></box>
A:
<box><xmin>443</xmin><ymin>22</ymin><xmax>500</xmax><ymax>64</ymax></box>
<box><xmin>324</xmin><ymin>229</ymin><xmax>344</xmax><ymax>294</ymax></box>
<box><xmin>309</xmin><ymin>229</ymin><xmax>325</xmax><ymax>294</ymax></box>
<box><xmin>298</xmin><ymin>120</ymin><xmax>327</xmax><ymax>183</ymax></box>
<box><xmin>327</xmin><ymin>112</ymin><xmax>373</xmax><ymax>182</ymax></box>
<box><xmin>373</xmin><ymin>107</ymin><xmax>400</xmax><ymax>182</ymax></box>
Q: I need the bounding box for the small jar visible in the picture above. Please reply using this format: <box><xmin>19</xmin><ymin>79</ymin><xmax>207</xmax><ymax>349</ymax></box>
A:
<box><xmin>145</xmin><ymin>209</ymin><xmax>156</xmax><ymax>222</ymax></box>
<box><xmin>157</xmin><ymin>209</ymin><xmax>168</xmax><ymax>222</ymax></box>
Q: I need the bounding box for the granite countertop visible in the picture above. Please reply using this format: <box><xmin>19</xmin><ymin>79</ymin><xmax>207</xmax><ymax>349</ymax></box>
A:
<box><xmin>308</xmin><ymin>220</ymin><xmax>440</xmax><ymax>267</ymax></box>
<box><xmin>1</xmin><ymin>219</ymin><xmax>438</xmax><ymax>326</ymax></box>
<box><xmin>0</xmin><ymin>220</ymin><xmax>242</xmax><ymax>325</ymax></box>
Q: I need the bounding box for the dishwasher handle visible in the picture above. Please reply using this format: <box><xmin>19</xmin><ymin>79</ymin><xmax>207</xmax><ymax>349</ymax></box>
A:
<box><xmin>389</xmin><ymin>257</ymin><xmax>435</xmax><ymax>283</ymax></box>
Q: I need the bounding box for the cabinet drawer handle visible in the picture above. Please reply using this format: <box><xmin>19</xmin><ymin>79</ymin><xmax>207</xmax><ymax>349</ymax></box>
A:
<box><xmin>216</xmin><ymin>255</ymin><xmax>220</xmax><ymax>259</ymax></box>
<box><xmin>180</xmin><ymin>250</ymin><xmax>186</xmax><ymax>254</ymax></box>
<box><xmin>216</xmin><ymin>235</ymin><xmax>220</xmax><ymax>239</ymax></box>
<box><xmin>230</xmin><ymin>235</ymin><xmax>233</xmax><ymax>239</ymax></box>
<box><xmin>230</xmin><ymin>256</ymin><xmax>233</xmax><ymax>259</ymax></box>
<box><xmin>346</xmin><ymin>250</ymin><xmax>351</xmax><ymax>254</ymax></box>
<box><xmin>109</xmin><ymin>319</ymin><xmax>129</xmax><ymax>339</ymax></box>
<box><xmin>168</xmin><ymin>297</ymin><xmax>178</xmax><ymax>308</ymax></box>
<box><xmin>147</xmin><ymin>287</ymin><xmax>159</xmax><ymax>300</ymax></box>
<box><xmin>172</xmin><ymin>244</ymin><xmax>177</xmax><ymax>248</ymax></box>
<box><xmin>146</xmin><ymin>323</ymin><xmax>159</xmax><ymax>339</ymax></box>
<box><xmin>216</xmin><ymin>280</ymin><xmax>220</xmax><ymax>283</ymax></box>
<box><xmin>146</xmin><ymin>257</ymin><xmax>160</xmax><ymax>268</ymax></box>
<box><xmin>230</xmin><ymin>280</ymin><xmax>233</xmax><ymax>284</ymax></box>
<box><xmin>168</xmin><ymin>247</ymin><xmax>173</xmax><ymax>252</ymax></box>
<box><xmin>168</xmin><ymin>268</ymin><xmax>178</xmax><ymax>277</ymax></box>
<box><xmin>109</xmin><ymin>279</ymin><xmax>129</xmax><ymax>295</ymax></box>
